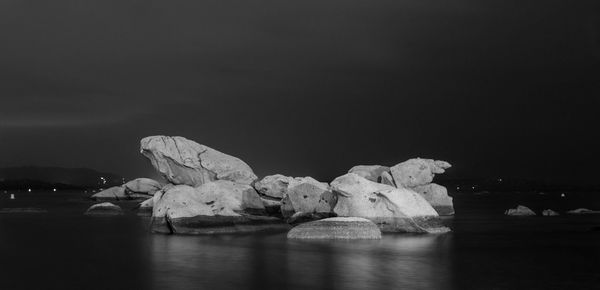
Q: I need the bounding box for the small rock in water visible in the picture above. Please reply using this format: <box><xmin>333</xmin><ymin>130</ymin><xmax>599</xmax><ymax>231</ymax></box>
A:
<box><xmin>505</xmin><ymin>205</ymin><xmax>536</xmax><ymax>216</ymax></box>
<box><xmin>287</xmin><ymin>217</ymin><xmax>382</xmax><ymax>240</ymax></box>
<box><xmin>566</xmin><ymin>208</ymin><xmax>600</xmax><ymax>215</ymax></box>
<box><xmin>84</xmin><ymin>202</ymin><xmax>124</xmax><ymax>216</ymax></box>
<box><xmin>542</xmin><ymin>209</ymin><xmax>559</xmax><ymax>216</ymax></box>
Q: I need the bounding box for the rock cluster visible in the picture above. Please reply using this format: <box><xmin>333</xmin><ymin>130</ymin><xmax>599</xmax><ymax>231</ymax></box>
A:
<box><xmin>111</xmin><ymin>135</ymin><xmax>454</xmax><ymax>237</ymax></box>
<box><xmin>345</xmin><ymin>158</ymin><xmax>454</xmax><ymax>216</ymax></box>
<box><xmin>331</xmin><ymin>173</ymin><xmax>449</xmax><ymax>233</ymax></box>
<box><xmin>542</xmin><ymin>209</ymin><xmax>559</xmax><ymax>216</ymax></box>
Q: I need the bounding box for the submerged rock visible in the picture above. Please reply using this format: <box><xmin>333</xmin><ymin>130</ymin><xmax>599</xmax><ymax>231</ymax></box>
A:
<box><xmin>390</xmin><ymin>158</ymin><xmax>451</xmax><ymax>188</ymax></box>
<box><xmin>140</xmin><ymin>136</ymin><xmax>257</xmax><ymax>187</ymax></box>
<box><xmin>85</xmin><ymin>202</ymin><xmax>123</xmax><ymax>216</ymax></box>
<box><xmin>330</xmin><ymin>173</ymin><xmax>450</xmax><ymax>233</ymax></box>
<box><xmin>505</xmin><ymin>205</ymin><xmax>536</xmax><ymax>216</ymax></box>
<box><xmin>348</xmin><ymin>165</ymin><xmax>390</xmax><ymax>183</ymax></box>
<box><xmin>287</xmin><ymin>217</ymin><xmax>382</xmax><ymax>239</ymax></box>
<box><xmin>542</xmin><ymin>209</ymin><xmax>560</xmax><ymax>216</ymax></box>
<box><xmin>412</xmin><ymin>183</ymin><xmax>454</xmax><ymax>216</ymax></box>
<box><xmin>566</xmin><ymin>208</ymin><xmax>600</xmax><ymax>215</ymax></box>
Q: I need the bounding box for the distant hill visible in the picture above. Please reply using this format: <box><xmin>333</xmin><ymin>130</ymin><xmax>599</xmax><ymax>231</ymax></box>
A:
<box><xmin>0</xmin><ymin>166</ymin><xmax>124</xmax><ymax>189</ymax></box>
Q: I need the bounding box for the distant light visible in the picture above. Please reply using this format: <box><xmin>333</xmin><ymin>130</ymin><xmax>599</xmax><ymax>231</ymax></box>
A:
<box><xmin>457</xmin><ymin>186</ymin><xmax>460</xmax><ymax>190</ymax></box>
<box><xmin>498</xmin><ymin>178</ymin><xmax>503</xmax><ymax>182</ymax></box>
<box><xmin>471</xmin><ymin>186</ymin><xmax>475</xmax><ymax>190</ymax></box>
<box><xmin>28</xmin><ymin>189</ymin><xmax>32</xmax><ymax>192</ymax></box>
<box><xmin>10</xmin><ymin>194</ymin><xmax>15</xmax><ymax>200</ymax></box>
<box><xmin>561</xmin><ymin>193</ymin><xmax>566</xmax><ymax>198</ymax></box>
<box><xmin>53</xmin><ymin>188</ymin><xmax>57</xmax><ymax>192</ymax></box>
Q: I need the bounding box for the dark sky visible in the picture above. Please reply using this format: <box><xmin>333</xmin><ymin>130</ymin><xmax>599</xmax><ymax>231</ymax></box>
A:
<box><xmin>1</xmin><ymin>1</ymin><xmax>599</xmax><ymax>184</ymax></box>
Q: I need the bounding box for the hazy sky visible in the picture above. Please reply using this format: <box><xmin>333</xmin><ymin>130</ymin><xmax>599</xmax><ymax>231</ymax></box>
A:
<box><xmin>1</xmin><ymin>1</ymin><xmax>599</xmax><ymax>183</ymax></box>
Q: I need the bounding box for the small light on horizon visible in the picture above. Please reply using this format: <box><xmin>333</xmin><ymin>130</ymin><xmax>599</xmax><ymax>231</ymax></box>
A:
<box><xmin>28</xmin><ymin>188</ymin><xmax>32</xmax><ymax>192</ymax></box>
<box><xmin>53</xmin><ymin>188</ymin><xmax>57</xmax><ymax>192</ymax></box>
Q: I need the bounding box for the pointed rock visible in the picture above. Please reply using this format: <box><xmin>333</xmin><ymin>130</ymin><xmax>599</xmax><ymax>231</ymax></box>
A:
<box><xmin>140</xmin><ymin>136</ymin><xmax>257</xmax><ymax>187</ymax></box>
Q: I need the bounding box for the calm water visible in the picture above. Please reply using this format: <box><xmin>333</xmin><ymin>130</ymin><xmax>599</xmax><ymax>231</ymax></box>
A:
<box><xmin>0</xmin><ymin>190</ymin><xmax>599</xmax><ymax>290</ymax></box>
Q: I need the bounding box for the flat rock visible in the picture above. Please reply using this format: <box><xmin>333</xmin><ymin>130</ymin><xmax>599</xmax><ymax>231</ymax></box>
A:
<box><xmin>330</xmin><ymin>173</ymin><xmax>450</xmax><ymax>233</ymax></box>
<box><xmin>347</xmin><ymin>165</ymin><xmax>390</xmax><ymax>183</ymax></box>
<box><xmin>566</xmin><ymin>208</ymin><xmax>600</xmax><ymax>215</ymax></box>
<box><xmin>505</xmin><ymin>205</ymin><xmax>536</xmax><ymax>216</ymax></box>
<box><xmin>85</xmin><ymin>202</ymin><xmax>123</xmax><ymax>216</ymax></box>
<box><xmin>390</xmin><ymin>158</ymin><xmax>451</xmax><ymax>188</ymax></box>
<box><xmin>412</xmin><ymin>183</ymin><xmax>454</xmax><ymax>215</ymax></box>
<box><xmin>287</xmin><ymin>217</ymin><xmax>382</xmax><ymax>239</ymax></box>
<box><xmin>91</xmin><ymin>186</ymin><xmax>128</xmax><ymax>200</ymax></box>
<box><xmin>542</xmin><ymin>209</ymin><xmax>560</xmax><ymax>216</ymax></box>
<box><xmin>140</xmin><ymin>136</ymin><xmax>257</xmax><ymax>186</ymax></box>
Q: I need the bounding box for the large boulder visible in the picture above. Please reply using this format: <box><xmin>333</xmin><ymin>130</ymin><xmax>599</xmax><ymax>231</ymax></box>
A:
<box><xmin>140</xmin><ymin>136</ymin><xmax>257</xmax><ymax>187</ymax></box>
<box><xmin>151</xmin><ymin>184</ymin><xmax>286</xmax><ymax>234</ymax></box>
<box><xmin>330</xmin><ymin>173</ymin><xmax>450</xmax><ymax>233</ymax></box>
<box><xmin>85</xmin><ymin>202</ymin><xmax>123</xmax><ymax>216</ymax></box>
<box><xmin>390</xmin><ymin>158</ymin><xmax>451</xmax><ymax>188</ymax></box>
<box><xmin>280</xmin><ymin>177</ymin><xmax>336</xmax><ymax>220</ymax></box>
<box><xmin>505</xmin><ymin>205</ymin><xmax>536</xmax><ymax>216</ymax></box>
<box><xmin>91</xmin><ymin>186</ymin><xmax>128</xmax><ymax>200</ymax></box>
<box><xmin>124</xmin><ymin>178</ymin><xmax>161</xmax><ymax>197</ymax></box>
<box><xmin>287</xmin><ymin>217</ymin><xmax>382</xmax><ymax>239</ymax></box>
<box><xmin>348</xmin><ymin>165</ymin><xmax>390</xmax><ymax>183</ymax></box>
<box><xmin>412</xmin><ymin>183</ymin><xmax>454</xmax><ymax>215</ymax></box>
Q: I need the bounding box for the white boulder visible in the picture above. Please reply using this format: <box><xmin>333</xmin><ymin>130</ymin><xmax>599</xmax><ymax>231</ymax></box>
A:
<box><xmin>140</xmin><ymin>136</ymin><xmax>257</xmax><ymax>186</ymax></box>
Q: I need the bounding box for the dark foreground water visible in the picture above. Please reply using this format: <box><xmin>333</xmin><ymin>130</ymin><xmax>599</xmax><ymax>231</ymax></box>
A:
<box><xmin>0</xmin><ymin>190</ymin><xmax>599</xmax><ymax>290</ymax></box>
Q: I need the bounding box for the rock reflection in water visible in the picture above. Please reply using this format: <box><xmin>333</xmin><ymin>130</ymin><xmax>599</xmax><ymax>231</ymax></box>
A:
<box><xmin>150</xmin><ymin>233</ymin><xmax>452</xmax><ymax>290</ymax></box>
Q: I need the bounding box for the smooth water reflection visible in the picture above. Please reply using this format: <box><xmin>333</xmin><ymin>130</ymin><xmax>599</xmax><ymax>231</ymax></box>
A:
<box><xmin>149</xmin><ymin>233</ymin><xmax>452</xmax><ymax>290</ymax></box>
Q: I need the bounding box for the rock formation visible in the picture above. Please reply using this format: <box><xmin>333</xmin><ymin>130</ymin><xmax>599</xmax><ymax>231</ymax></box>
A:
<box><xmin>411</xmin><ymin>183</ymin><xmax>454</xmax><ymax>215</ymax></box>
<box><xmin>280</xmin><ymin>177</ymin><xmax>336</xmax><ymax>220</ymax></box>
<box><xmin>330</xmin><ymin>173</ymin><xmax>450</xmax><ymax>233</ymax></box>
<box><xmin>390</xmin><ymin>158</ymin><xmax>451</xmax><ymax>188</ymax></box>
<box><xmin>348</xmin><ymin>165</ymin><xmax>390</xmax><ymax>182</ymax></box>
<box><xmin>85</xmin><ymin>202</ymin><xmax>123</xmax><ymax>216</ymax></box>
<box><xmin>124</xmin><ymin>178</ymin><xmax>161</xmax><ymax>198</ymax></box>
<box><xmin>505</xmin><ymin>205</ymin><xmax>536</xmax><ymax>216</ymax></box>
<box><xmin>287</xmin><ymin>217</ymin><xmax>382</xmax><ymax>239</ymax></box>
<box><xmin>151</xmin><ymin>183</ymin><xmax>288</xmax><ymax>234</ymax></box>
<box><xmin>348</xmin><ymin>158</ymin><xmax>454</xmax><ymax>216</ymax></box>
<box><xmin>140</xmin><ymin>136</ymin><xmax>257</xmax><ymax>186</ymax></box>
<box><xmin>542</xmin><ymin>209</ymin><xmax>559</xmax><ymax>216</ymax></box>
